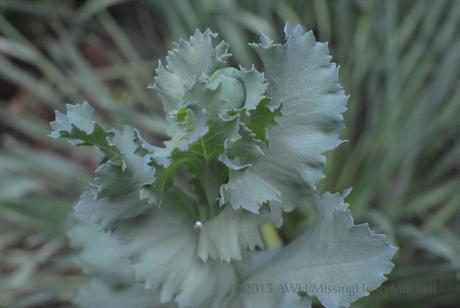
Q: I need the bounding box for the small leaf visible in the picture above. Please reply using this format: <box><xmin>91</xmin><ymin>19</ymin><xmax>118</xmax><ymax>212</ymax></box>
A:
<box><xmin>94</xmin><ymin>127</ymin><xmax>155</xmax><ymax>199</ymax></box>
<box><xmin>220</xmin><ymin>169</ymin><xmax>280</xmax><ymax>214</ymax></box>
<box><xmin>185</xmin><ymin>66</ymin><xmax>267</xmax><ymax>120</ymax></box>
<box><xmin>234</xmin><ymin>66</ymin><xmax>268</xmax><ymax>112</ymax></box>
<box><xmin>150</xmin><ymin>103</ymin><xmax>209</xmax><ymax>167</ymax></box>
<box><xmin>152</xmin><ymin>29</ymin><xmax>230</xmax><ymax>113</ymax></box>
<box><xmin>197</xmin><ymin>206</ymin><xmax>266</xmax><ymax>262</ymax></box>
<box><xmin>49</xmin><ymin>102</ymin><xmax>120</xmax><ymax>158</ymax></box>
<box><xmin>219</xmin><ymin>124</ymin><xmax>264</xmax><ymax>170</ymax></box>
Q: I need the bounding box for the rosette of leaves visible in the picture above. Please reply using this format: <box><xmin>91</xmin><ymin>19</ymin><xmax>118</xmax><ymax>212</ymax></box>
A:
<box><xmin>50</xmin><ymin>24</ymin><xmax>397</xmax><ymax>308</ymax></box>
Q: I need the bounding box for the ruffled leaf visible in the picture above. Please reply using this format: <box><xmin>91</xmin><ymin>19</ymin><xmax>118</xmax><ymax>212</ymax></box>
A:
<box><xmin>112</xmin><ymin>190</ymin><xmax>238</xmax><ymax>308</ymax></box>
<box><xmin>49</xmin><ymin>102</ymin><xmax>120</xmax><ymax>157</ymax></box>
<box><xmin>219</xmin><ymin>124</ymin><xmax>264</xmax><ymax>170</ymax></box>
<box><xmin>148</xmin><ymin>103</ymin><xmax>209</xmax><ymax>167</ymax></box>
<box><xmin>147</xmin><ymin>117</ymin><xmax>239</xmax><ymax>203</ymax></box>
<box><xmin>245</xmin><ymin>192</ymin><xmax>397</xmax><ymax>308</ymax></box>
<box><xmin>197</xmin><ymin>206</ymin><xmax>265</xmax><ymax>262</ymax></box>
<box><xmin>223</xmin><ymin>24</ymin><xmax>348</xmax><ymax>222</ymax></box>
<box><xmin>152</xmin><ymin>29</ymin><xmax>230</xmax><ymax>113</ymax></box>
<box><xmin>220</xmin><ymin>169</ymin><xmax>280</xmax><ymax>214</ymax></box>
<box><xmin>75</xmin><ymin>127</ymin><xmax>155</xmax><ymax>230</ymax></box>
<box><xmin>51</xmin><ymin>24</ymin><xmax>396</xmax><ymax>308</ymax></box>
<box><xmin>94</xmin><ymin>127</ymin><xmax>155</xmax><ymax>199</ymax></box>
<box><xmin>218</xmin><ymin>123</ymin><xmax>279</xmax><ymax>214</ymax></box>
<box><xmin>67</xmin><ymin>216</ymin><xmax>133</xmax><ymax>284</ymax></box>
<box><xmin>75</xmin><ymin>188</ymin><xmax>149</xmax><ymax>231</ymax></box>
<box><xmin>233</xmin><ymin>66</ymin><xmax>268</xmax><ymax>112</ymax></box>
<box><xmin>69</xmin><ymin>218</ymin><xmax>175</xmax><ymax>308</ymax></box>
<box><xmin>185</xmin><ymin>66</ymin><xmax>267</xmax><ymax>120</ymax></box>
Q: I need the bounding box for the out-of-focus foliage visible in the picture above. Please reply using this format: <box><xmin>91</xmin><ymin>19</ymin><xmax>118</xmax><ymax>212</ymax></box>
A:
<box><xmin>1</xmin><ymin>0</ymin><xmax>459</xmax><ymax>307</ymax></box>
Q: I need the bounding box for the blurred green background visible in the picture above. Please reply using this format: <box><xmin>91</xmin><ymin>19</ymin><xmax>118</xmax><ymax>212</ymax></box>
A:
<box><xmin>1</xmin><ymin>0</ymin><xmax>460</xmax><ymax>307</ymax></box>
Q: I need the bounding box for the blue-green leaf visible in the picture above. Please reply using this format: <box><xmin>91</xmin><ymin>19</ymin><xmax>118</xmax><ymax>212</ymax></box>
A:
<box><xmin>112</xmin><ymin>190</ymin><xmax>238</xmax><ymax>308</ymax></box>
<box><xmin>75</xmin><ymin>189</ymin><xmax>149</xmax><ymax>231</ymax></box>
<box><xmin>68</xmin><ymin>216</ymin><xmax>133</xmax><ymax>284</ymax></box>
<box><xmin>220</xmin><ymin>169</ymin><xmax>280</xmax><ymax>214</ymax></box>
<box><xmin>246</xmin><ymin>192</ymin><xmax>397</xmax><ymax>308</ymax></box>
<box><xmin>69</xmin><ymin>218</ymin><xmax>175</xmax><ymax>308</ymax></box>
<box><xmin>149</xmin><ymin>103</ymin><xmax>209</xmax><ymax>167</ymax></box>
<box><xmin>223</xmin><ymin>24</ymin><xmax>348</xmax><ymax>222</ymax></box>
<box><xmin>219</xmin><ymin>124</ymin><xmax>264</xmax><ymax>170</ymax></box>
<box><xmin>75</xmin><ymin>279</ymin><xmax>176</xmax><ymax>308</ymax></box>
<box><xmin>152</xmin><ymin>29</ymin><xmax>230</xmax><ymax>113</ymax></box>
<box><xmin>49</xmin><ymin>102</ymin><xmax>120</xmax><ymax>157</ymax></box>
<box><xmin>197</xmin><ymin>206</ymin><xmax>266</xmax><ymax>262</ymax></box>
<box><xmin>94</xmin><ymin>127</ymin><xmax>155</xmax><ymax>199</ymax></box>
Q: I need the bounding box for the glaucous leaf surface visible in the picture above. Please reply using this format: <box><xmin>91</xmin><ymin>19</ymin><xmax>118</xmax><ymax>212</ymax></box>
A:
<box><xmin>50</xmin><ymin>23</ymin><xmax>395</xmax><ymax>308</ymax></box>
<box><xmin>49</xmin><ymin>102</ymin><xmax>121</xmax><ymax>157</ymax></box>
<box><xmin>223</xmin><ymin>24</ymin><xmax>348</xmax><ymax>224</ymax></box>
<box><xmin>111</xmin><ymin>190</ymin><xmax>239</xmax><ymax>308</ymax></box>
<box><xmin>69</xmin><ymin>218</ymin><xmax>176</xmax><ymax>308</ymax></box>
<box><xmin>245</xmin><ymin>192</ymin><xmax>397</xmax><ymax>308</ymax></box>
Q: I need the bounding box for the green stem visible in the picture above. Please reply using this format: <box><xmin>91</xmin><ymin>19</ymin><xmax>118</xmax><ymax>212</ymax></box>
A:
<box><xmin>198</xmin><ymin>139</ymin><xmax>220</xmax><ymax>219</ymax></box>
<box><xmin>260</xmin><ymin>222</ymin><xmax>282</xmax><ymax>248</ymax></box>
